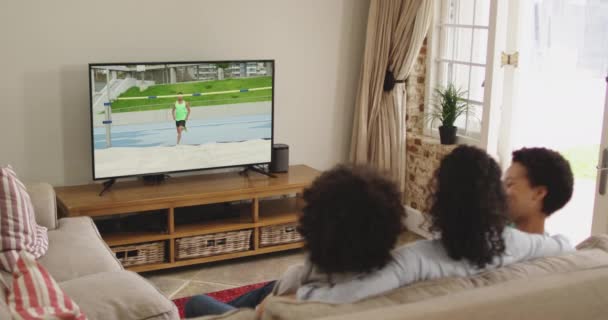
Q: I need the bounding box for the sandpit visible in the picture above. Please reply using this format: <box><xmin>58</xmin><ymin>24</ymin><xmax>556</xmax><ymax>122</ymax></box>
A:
<box><xmin>94</xmin><ymin>139</ymin><xmax>271</xmax><ymax>178</ymax></box>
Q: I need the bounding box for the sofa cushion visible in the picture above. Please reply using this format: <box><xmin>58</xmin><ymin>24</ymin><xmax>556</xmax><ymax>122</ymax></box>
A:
<box><xmin>577</xmin><ymin>233</ymin><xmax>608</xmax><ymax>251</ymax></box>
<box><xmin>0</xmin><ymin>166</ymin><xmax>49</xmax><ymax>272</ymax></box>
<box><xmin>39</xmin><ymin>217</ymin><xmax>122</xmax><ymax>282</ymax></box>
<box><xmin>262</xmin><ymin>234</ymin><xmax>608</xmax><ymax>320</ymax></box>
<box><xmin>60</xmin><ymin>270</ymin><xmax>179</xmax><ymax>320</ymax></box>
<box><xmin>263</xmin><ymin>277</ymin><xmax>473</xmax><ymax>320</ymax></box>
<box><xmin>5</xmin><ymin>252</ymin><xmax>86</xmax><ymax>319</ymax></box>
<box><xmin>26</xmin><ymin>182</ymin><xmax>58</xmax><ymax>230</ymax></box>
<box><xmin>317</xmin><ymin>267</ymin><xmax>608</xmax><ymax>320</ymax></box>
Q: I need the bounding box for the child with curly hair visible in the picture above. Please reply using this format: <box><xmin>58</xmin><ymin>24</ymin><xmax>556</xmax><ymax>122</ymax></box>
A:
<box><xmin>185</xmin><ymin>164</ymin><xmax>406</xmax><ymax>317</ymax></box>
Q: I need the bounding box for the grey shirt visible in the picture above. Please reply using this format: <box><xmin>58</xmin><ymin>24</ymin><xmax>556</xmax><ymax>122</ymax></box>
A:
<box><xmin>275</xmin><ymin>227</ymin><xmax>574</xmax><ymax>303</ymax></box>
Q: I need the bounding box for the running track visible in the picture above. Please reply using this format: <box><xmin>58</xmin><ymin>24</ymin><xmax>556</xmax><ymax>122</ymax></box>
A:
<box><xmin>94</xmin><ymin>114</ymin><xmax>271</xmax><ymax>149</ymax></box>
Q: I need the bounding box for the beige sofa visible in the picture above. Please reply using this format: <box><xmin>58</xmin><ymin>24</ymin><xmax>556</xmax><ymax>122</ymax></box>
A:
<box><xmin>0</xmin><ymin>183</ymin><xmax>180</xmax><ymax>320</ymax></box>
<box><xmin>197</xmin><ymin>235</ymin><xmax>608</xmax><ymax>320</ymax></box>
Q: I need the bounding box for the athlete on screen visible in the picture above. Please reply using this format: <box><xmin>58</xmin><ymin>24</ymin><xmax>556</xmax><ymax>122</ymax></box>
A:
<box><xmin>172</xmin><ymin>92</ymin><xmax>191</xmax><ymax>145</ymax></box>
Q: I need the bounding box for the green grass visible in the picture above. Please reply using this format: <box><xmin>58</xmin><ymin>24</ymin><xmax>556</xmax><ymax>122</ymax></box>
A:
<box><xmin>561</xmin><ymin>144</ymin><xmax>600</xmax><ymax>180</ymax></box>
<box><xmin>120</xmin><ymin>76</ymin><xmax>271</xmax><ymax>97</ymax></box>
<box><xmin>110</xmin><ymin>76</ymin><xmax>272</xmax><ymax>113</ymax></box>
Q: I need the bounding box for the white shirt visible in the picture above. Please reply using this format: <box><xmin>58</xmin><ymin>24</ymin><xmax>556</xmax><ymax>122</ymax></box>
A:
<box><xmin>296</xmin><ymin>227</ymin><xmax>574</xmax><ymax>303</ymax></box>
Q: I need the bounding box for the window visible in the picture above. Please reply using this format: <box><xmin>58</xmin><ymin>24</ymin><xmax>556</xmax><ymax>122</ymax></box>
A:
<box><xmin>427</xmin><ymin>0</ymin><xmax>492</xmax><ymax>140</ymax></box>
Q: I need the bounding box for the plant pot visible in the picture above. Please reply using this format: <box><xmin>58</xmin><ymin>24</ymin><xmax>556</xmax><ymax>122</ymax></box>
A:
<box><xmin>438</xmin><ymin>126</ymin><xmax>457</xmax><ymax>145</ymax></box>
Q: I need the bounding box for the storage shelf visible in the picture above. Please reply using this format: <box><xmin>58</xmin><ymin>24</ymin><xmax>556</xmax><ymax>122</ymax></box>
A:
<box><xmin>258</xmin><ymin>197</ymin><xmax>302</xmax><ymax>227</ymax></box>
<box><xmin>128</xmin><ymin>241</ymin><xmax>305</xmax><ymax>273</ymax></box>
<box><xmin>54</xmin><ymin>165</ymin><xmax>319</xmax><ymax>273</ymax></box>
<box><xmin>256</xmin><ymin>241</ymin><xmax>305</xmax><ymax>253</ymax></box>
<box><xmin>104</xmin><ymin>232</ymin><xmax>170</xmax><ymax>247</ymax></box>
<box><xmin>174</xmin><ymin>217</ymin><xmax>255</xmax><ymax>238</ymax></box>
<box><xmin>56</xmin><ymin>165</ymin><xmax>319</xmax><ymax>216</ymax></box>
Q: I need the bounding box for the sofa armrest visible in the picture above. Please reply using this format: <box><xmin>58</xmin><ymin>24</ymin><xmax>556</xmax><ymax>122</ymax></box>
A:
<box><xmin>60</xmin><ymin>271</ymin><xmax>180</xmax><ymax>320</ymax></box>
<box><xmin>26</xmin><ymin>182</ymin><xmax>58</xmax><ymax>230</ymax></box>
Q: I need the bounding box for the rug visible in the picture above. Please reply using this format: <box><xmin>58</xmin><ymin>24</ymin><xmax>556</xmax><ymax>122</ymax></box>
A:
<box><xmin>173</xmin><ymin>281</ymin><xmax>270</xmax><ymax>319</ymax></box>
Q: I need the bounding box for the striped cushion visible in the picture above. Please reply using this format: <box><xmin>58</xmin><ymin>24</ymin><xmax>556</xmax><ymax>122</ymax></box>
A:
<box><xmin>0</xmin><ymin>166</ymin><xmax>49</xmax><ymax>272</ymax></box>
<box><xmin>6</xmin><ymin>252</ymin><xmax>86</xmax><ymax>320</ymax></box>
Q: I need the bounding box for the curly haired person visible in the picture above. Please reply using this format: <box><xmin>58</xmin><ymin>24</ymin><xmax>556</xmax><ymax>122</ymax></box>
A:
<box><xmin>185</xmin><ymin>165</ymin><xmax>406</xmax><ymax>317</ymax></box>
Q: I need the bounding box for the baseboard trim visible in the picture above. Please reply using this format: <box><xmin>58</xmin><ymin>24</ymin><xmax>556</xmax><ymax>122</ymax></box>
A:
<box><xmin>403</xmin><ymin>205</ymin><xmax>433</xmax><ymax>239</ymax></box>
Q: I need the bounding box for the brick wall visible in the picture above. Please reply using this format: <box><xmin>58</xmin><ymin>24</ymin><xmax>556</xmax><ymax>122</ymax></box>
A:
<box><xmin>405</xmin><ymin>41</ymin><xmax>427</xmax><ymax>136</ymax></box>
<box><xmin>404</xmin><ymin>40</ymin><xmax>456</xmax><ymax>212</ymax></box>
<box><xmin>405</xmin><ymin>136</ymin><xmax>456</xmax><ymax>212</ymax></box>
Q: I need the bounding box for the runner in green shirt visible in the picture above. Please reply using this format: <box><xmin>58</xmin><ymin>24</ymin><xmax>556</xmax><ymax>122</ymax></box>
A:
<box><xmin>172</xmin><ymin>92</ymin><xmax>191</xmax><ymax>145</ymax></box>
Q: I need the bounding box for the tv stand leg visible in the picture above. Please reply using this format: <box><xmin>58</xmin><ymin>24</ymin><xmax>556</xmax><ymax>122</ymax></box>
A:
<box><xmin>99</xmin><ymin>178</ymin><xmax>116</xmax><ymax>197</ymax></box>
<box><xmin>240</xmin><ymin>165</ymin><xmax>277</xmax><ymax>178</ymax></box>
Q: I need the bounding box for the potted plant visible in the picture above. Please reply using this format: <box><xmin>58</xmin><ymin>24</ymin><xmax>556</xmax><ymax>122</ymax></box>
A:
<box><xmin>426</xmin><ymin>83</ymin><xmax>471</xmax><ymax>145</ymax></box>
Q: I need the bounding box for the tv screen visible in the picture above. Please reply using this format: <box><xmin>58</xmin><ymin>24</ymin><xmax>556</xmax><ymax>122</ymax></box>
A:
<box><xmin>89</xmin><ymin>60</ymin><xmax>274</xmax><ymax>180</ymax></box>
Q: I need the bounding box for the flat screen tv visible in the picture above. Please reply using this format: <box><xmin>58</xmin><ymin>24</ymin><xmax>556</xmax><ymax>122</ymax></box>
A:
<box><xmin>89</xmin><ymin>60</ymin><xmax>274</xmax><ymax>180</ymax></box>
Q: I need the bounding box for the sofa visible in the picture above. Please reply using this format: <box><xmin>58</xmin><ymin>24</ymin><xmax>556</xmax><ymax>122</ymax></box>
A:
<box><xmin>194</xmin><ymin>234</ymin><xmax>608</xmax><ymax>320</ymax></box>
<box><xmin>3</xmin><ymin>182</ymin><xmax>607</xmax><ymax>320</ymax></box>
<box><xmin>0</xmin><ymin>183</ymin><xmax>180</xmax><ymax>320</ymax></box>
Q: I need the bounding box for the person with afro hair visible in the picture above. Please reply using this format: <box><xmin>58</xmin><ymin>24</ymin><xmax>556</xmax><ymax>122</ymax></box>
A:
<box><xmin>504</xmin><ymin>147</ymin><xmax>574</xmax><ymax>234</ymax></box>
<box><xmin>185</xmin><ymin>164</ymin><xmax>406</xmax><ymax>317</ymax></box>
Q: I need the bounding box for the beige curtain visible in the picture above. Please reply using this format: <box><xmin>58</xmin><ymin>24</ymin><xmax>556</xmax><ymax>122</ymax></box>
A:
<box><xmin>350</xmin><ymin>0</ymin><xmax>433</xmax><ymax>192</ymax></box>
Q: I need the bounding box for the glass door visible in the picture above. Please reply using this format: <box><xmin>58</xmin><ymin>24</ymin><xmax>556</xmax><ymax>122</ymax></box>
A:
<box><xmin>500</xmin><ymin>0</ymin><xmax>608</xmax><ymax>243</ymax></box>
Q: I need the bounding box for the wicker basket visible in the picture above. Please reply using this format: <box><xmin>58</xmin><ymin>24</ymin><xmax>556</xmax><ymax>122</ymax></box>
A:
<box><xmin>176</xmin><ymin>229</ymin><xmax>253</xmax><ymax>260</ymax></box>
<box><xmin>260</xmin><ymin>223</ymin><xmax>303</xmax><ymax>247</ymax></box>
<box><xmin>112</xmin><ymin>241</ymin><xmax>166</xmax><ymax>267</ymax></box>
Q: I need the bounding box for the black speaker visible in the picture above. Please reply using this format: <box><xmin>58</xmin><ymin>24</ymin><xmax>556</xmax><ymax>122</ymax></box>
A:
<box><xmin>270</xmin><ymin>144</ymin><xmax>289</xmax><ymax>173</ymax></box>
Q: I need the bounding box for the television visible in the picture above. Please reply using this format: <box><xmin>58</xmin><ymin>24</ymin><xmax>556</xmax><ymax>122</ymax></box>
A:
<box><xmin>89</xmin><ymin>60</ymin><xmax>274</xmax><ymax>180</ymax></box>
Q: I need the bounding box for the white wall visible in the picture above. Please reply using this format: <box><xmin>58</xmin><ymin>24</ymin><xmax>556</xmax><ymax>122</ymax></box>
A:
<box><xmin>0</xmin><ymin>0</ymin><xmax>369</xmax><ymax>186</ymax></box>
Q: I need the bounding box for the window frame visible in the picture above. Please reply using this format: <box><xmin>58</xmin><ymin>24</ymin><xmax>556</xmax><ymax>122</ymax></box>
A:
<box><xmin>424</xmin><ymin>0</ymin><xmax>493</xmax><ymax>144</ymax></box>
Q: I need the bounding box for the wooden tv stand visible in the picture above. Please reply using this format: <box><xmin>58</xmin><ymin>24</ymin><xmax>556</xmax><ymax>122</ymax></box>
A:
<box><xmin>54</xmin><ymin>165</ymin><xmax>319</xmax><ymax>273</ymax></box>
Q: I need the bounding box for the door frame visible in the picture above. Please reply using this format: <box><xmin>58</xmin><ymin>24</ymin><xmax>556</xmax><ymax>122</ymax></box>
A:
<box><xmin>496</xmin><ymin>1</ymin><xmax>608</xmax><ymax>236</ymax></box>
<box><xmin>479</xmin><ymin>0</ymin><xmax>508</xmax><ymax>160</ymax></box>
<box><xmin>592</xmin><ymin>76</ymin><xmax>608</xmax><ymax>235</ymax></box>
